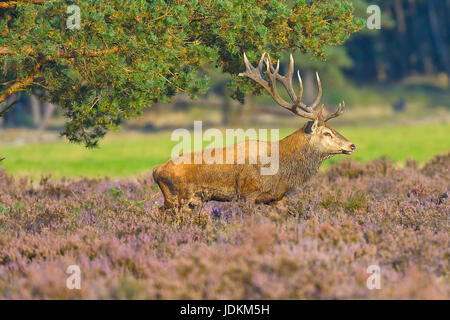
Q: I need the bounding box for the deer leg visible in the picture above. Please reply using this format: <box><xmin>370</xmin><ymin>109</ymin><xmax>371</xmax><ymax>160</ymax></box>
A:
<box><xmin>157</xmin><ymin>181</ymin><xmax>178</xmax><ymax>209</ymax></box>
<box><xmin>187</xmin><ymin>195</ymin><xmax>203</xmax><ymax>208</ymax></box>
<box><xmin>267</xmin><ymin>196</ymin><xmax>288</xmax><ymax>206</ymax></box>
<box><xmin>153</xmin><ymin>164</ymin><xmax>184</xmax><ymax>209</ymax></box>
<box><xmin>243</xmin><ymin>193</ymin><xmax>259</xmax><ymax>204</ymax></box>
<box><xmin>236</xmin><ymin>168</ymin><xmax>262</xmax><ymax>204</ymax></box>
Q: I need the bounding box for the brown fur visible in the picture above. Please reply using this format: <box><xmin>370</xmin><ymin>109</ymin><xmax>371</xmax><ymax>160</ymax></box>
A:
<box><xmin>153</xmin><ymin>121</ymin><xmax>355</xmax><ymax>209</ymax></box>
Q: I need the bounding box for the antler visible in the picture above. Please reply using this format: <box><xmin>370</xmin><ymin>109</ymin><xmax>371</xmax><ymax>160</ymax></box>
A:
<box><xmin>239</xmin><ymin>52</ymin><xmax>345</xmax><ymax>122</ymax></box>
<box><xmin>324</xmin><ymin>101</ymin><xmax>345</xmax><ymax>122</ymax></box>
<box><xmin>239</xmin><ymin>52</ymin><xmax>316</xmax><ymax>120</ymax></box>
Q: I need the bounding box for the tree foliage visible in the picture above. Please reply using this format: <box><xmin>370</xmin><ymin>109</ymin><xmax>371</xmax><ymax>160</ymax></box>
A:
<box><xmin>0</xmin><ymin>0</ymin><xmax>362</xmax><ymax>146</ymax></box>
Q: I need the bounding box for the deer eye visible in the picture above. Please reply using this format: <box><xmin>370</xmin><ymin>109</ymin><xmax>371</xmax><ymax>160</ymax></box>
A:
<box><xmin>324</xmin><ymin>132</ymin><xmax>332</xmax><ymax>137</ymax></box>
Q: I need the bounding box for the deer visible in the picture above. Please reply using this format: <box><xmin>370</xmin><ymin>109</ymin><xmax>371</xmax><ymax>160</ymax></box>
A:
<box><xmin>153</xmin><ymin>53</ymin><xmax>356</xmax><ymax>209</ymax></box>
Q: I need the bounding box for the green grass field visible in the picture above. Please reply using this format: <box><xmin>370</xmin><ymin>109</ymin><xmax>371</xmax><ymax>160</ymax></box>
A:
<box><xmin>1</xmin><ymin>123</ymin><xmax>448</xmax><ymax>179</ymax></box>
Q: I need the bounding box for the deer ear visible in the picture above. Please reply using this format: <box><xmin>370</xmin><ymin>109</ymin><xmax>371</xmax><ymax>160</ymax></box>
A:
<box><xmin>310</xmin><ymin>118</ymin><xmax>320</xmax><ymax>133</ymax></box>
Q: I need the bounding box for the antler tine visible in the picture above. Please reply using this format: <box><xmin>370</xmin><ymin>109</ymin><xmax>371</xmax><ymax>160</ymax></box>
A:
<box><xmin>293</xmin><ymin>70</ymin><xmax>314</xmax><ymax>113</ymax></box>
<box><xmin>297</xmin><ymin>70</ymin><xmax>303</xmax><ymax>103</ymax></box>
<box><xmin>274</xmin><ymin>57</ymin><xmax>280</xmax><ymax>74</ymax></box>
<box><xmin>240</xmin><ymin>52</ymin><xmax>256</xmax><ymax>76</ymax></box>
<box><xmin>263</xmin><ymin>55</ymin><xmax>288</xmax><ymax>107</ymax></box>
<box><xmin>267</xmin><ymin>54</ymin><xmax>312</xmax><ymax>113</ymax></box>
<box><xmin>287</xmin><ymin>54</ymin><xmax>294</xmax><ymax>82</ymax></box>
<box><xmin>239</xmin><ymin>52</ymin><xmax>271</xmax><ymax>92</ymax></box>
<box><xmin>325</xmin><ymin>101</ymin><xmax>346</xmax><ymax>122</ymax></box>
<box><xmin>268</xmin><ymin>54</ymin><xmax>296</xmax><ymax>101</ymax></box>
<box><xmin>310</xmin><ymin>72</ymin><xmax>323</xmax><ymax>110</ymax></box>
<box><xmin>263</xmin><ymin>54</ymin><xmax>287</xmax><ymax>107</ymax></box>
<box><xmin>239</xmin><ymin>52</ymin><xmax>317</xmax><ymax>120</ymax></box>
<box><xmin>257</xmin><ymin>52</ymin><xmax>266</xmax><ymax>71</ymax></box>
<box><xmin>266</xmin><ymin>56</ymin><xmax>317</xmax><ymax>119</ymax></box>
<box><xmin>242</xmin><ymin>52</ymin><xmax>251</xmax><ymax>72</ymax></box>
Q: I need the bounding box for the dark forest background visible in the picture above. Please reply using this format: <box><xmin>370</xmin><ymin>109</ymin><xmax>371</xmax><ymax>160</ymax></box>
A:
<box><xmin>347</xmin><ymin>0</ymin><xmax>449</xmax><ymax>83</ymax></box>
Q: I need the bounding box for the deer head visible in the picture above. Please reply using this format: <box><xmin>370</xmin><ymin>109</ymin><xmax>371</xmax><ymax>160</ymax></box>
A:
<box><xmin>239</xmin><ymin>52</ymin><xmax>356</xmax><ymax>156</ymax></box>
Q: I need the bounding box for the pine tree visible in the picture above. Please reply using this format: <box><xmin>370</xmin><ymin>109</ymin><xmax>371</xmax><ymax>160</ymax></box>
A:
<box><xmin>0</xmin><ymin>0</ymin><xmax>363</xmax><ymax>146</ymax></box>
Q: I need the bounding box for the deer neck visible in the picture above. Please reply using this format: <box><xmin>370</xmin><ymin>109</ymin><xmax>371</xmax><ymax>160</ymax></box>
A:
<box><xmin>278</xmin><ymin>127</ymin><xmax>326</xmax><ymax>189</ymax></box>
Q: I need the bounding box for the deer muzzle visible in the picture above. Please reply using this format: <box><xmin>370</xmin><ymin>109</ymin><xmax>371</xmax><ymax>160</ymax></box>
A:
<box><xmin>342</xmin><ymin>143</ymin><xmax>356</xmax><ymax>155</ymax></box>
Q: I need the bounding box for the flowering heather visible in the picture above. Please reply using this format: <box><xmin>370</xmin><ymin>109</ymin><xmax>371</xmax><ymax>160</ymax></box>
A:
<box><xmin>0</xmin><ymin>154</ymin><xmax>448</xmax><ymax>299</ymax></box>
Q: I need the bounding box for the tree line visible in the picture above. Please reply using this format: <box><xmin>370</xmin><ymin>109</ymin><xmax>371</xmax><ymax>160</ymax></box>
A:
<box><xmin>347</xmin><ymin>0</ymin><xmax>449</xmax><ymax>83</ymax></box>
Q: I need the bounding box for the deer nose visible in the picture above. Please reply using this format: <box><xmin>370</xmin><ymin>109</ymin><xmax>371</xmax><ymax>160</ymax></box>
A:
<box><xmin>350</xmin><ymin>144</ymin><xmax>356</xmax><ymax>151</ymax></box>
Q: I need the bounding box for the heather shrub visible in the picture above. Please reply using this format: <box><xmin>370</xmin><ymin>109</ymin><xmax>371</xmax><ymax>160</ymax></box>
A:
<box><xmin>421</xmin><ymin>152</ymin><xmax>450</xmax><ymax>178</ymax></box>
<box><xmin>0</xmin><ymin>155</ymin><xmax>448</xmax><ymax>299</ymax></box>
<box><xmin>326</xmin><ymin>157</ymin><xmax>396</xmax><ymax>183</ymax></box>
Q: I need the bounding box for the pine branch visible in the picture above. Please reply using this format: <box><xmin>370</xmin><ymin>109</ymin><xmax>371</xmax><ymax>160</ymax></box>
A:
<box><xmin>0</xmin><ymin>46</ymin><xmax>124</xmax><ymax>58</ymax></box>
<box><xmin>0</xmin><ymin>99</ymin><xmax>18</xmax><ymax>117</ymax></box>
<box><xmin>0</xmin><ymin>47</ymin><xmax>14</xmax><ymax>54</ymax></box>
<box><xmin>0</xmin><ymin>0</ymin><xmax>48</xmax><ymax>9</ymax></box>
<box><xmin>0</xmin><ymin>60</ymin><xmax>45</xmax><ymax>105</ymax></box>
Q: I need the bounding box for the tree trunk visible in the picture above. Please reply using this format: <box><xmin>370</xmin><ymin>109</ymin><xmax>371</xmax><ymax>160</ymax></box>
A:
<box><xmin>2</xmin><ymin>94</ymin><xmax>23</xmax><ymax>127</ymax></box>
<box><xmin>30</xmin><ymin>94</ymin><xmax>42</xmax><ymax>128</ymax></box>
<box><xmin>242</xmin><ymin>95</ymin><xmax>256</xmax><ymax>125</ymax></box>
<box><xmin>393</xmin><ymin>0</ymin><xmax>409</xmax><ymax>78</ymax></box>
<box><xmin>221</xmin><ymin>90</ymin><xmax>231</xmax><ymax>126</ymax></box>
<box><xmin>428</xmin><ymin>0</ymin><xmax>450</xmax><ymax>76</ymax></box>
<box><xmin>38</xmin><ymin>102</ymin><xmax>56</xmax><ymax>131</ymax></box>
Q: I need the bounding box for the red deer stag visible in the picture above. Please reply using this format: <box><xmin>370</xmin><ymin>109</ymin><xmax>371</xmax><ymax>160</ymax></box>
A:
<box><xmin>153</xmin><ymin>53</ymin><xmax>356</xmax><ymax>209</ymax></box>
